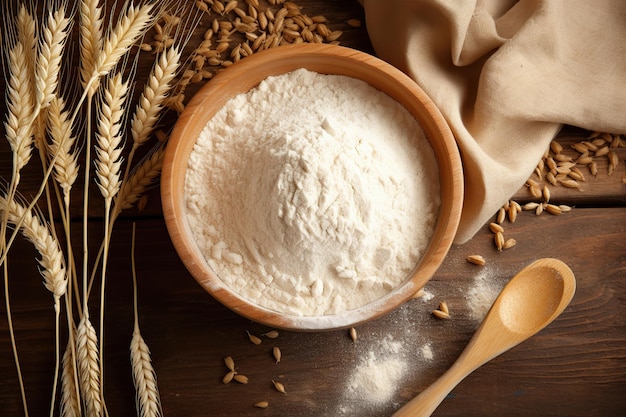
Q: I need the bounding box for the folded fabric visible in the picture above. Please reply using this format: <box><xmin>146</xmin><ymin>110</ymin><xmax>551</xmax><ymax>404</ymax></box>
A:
<box><xmin>359</xmin><ymin>0</ymin><xmax>626</xmax><ymax>242</ymax></box>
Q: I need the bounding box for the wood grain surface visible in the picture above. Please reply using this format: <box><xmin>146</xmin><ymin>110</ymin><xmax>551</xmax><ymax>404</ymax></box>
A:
<box><xmin>1</xmin><ymin>1</ymin><xmax>625</xmax><ymax>416</ymax></box>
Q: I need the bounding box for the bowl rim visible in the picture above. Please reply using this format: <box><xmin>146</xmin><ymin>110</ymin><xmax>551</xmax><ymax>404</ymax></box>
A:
<box><xmin>161</xmin><ymin>43</ymin><xmax>463</xmax><ymax>331</ymax></box>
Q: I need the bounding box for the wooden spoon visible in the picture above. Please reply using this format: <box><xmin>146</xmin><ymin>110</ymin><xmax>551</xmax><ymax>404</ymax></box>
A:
<box><xmin>392</xmin><ymin>258</ymin><xmax>576</xmax><ymax>417</ymax></box>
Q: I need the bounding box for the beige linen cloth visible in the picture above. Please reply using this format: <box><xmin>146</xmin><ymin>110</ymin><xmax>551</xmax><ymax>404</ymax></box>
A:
<box><xmin>359</xmin><ymin>0</ymin><xmax>626</xmax><ymax>242</ymax></box>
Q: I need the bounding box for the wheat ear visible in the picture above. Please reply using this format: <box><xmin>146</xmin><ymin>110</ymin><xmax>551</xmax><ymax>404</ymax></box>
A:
<box><xmin>5</xmin><ymin>41</ymin><xmax>35</xmax><ymax>173</ymax></box>
<box><xmin>86</xmin><ymin>2</ymin><xmax>155</xmax><ymax>95</ymax></box>
<box><xmin>130</xmin><ymin>223</ymin><xmax>162</xmax><ymax>417</ymax></box>
<box><xmin>47</xmin><ymin>95</ymin><xmax>80</xmax><ymax>206</ymax></box>
<box><xmin>61</xmin><ymin>339</ymin><xmax>82</xmax><ymax>417</ymax></box>
<box><xmin>35</xmin><ymin>8</ymin><xmax>70</xmax><ymax>110</ymax></box>
<box><xmin>95</xmin><ymin>73</ymin><xmax>128</xmax><ymax>200</ymax></box>
<box><xmin>0</xmin><ymin>196</ymin><xmax>67</xmax><ymax>300</ymax></box>
<box><xmin>16</xmin><ymin>3</ymin><xmax>37</xmax><ymax>104</ymax></box>
<box><xmin>113</xmin><ymin>144</ymin><xmax>165</xmax><ymax>218</ymax></box>
<box><xmin>79</xmin><ymin>0</ymin><xmax>104</xmax><ymax>92</ymax></box>
<box><xmin>130</xmin><ymin>45</ymin><xmax>181</xmax><ymax>150</ymax></box>
<box><xmin>76</xmin><ymin>314</ymin><xmax>102</xmax><ymax>417</ymax></box>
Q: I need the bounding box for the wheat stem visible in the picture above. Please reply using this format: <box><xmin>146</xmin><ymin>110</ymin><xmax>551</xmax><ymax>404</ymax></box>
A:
<box><xmin>94</xmin><ymin>72</ymin><xmax>129</xmax><ymax>404</ymax></box>
<box><xmin>51</xmin><ymin>295</ymin><xmax>62</xmax><ymax>417</ymax></box>
<box><xmin>88</xmin><ymin>144</ymin><xmax>165</xmax><ymax>297</ymax></box>
<box><xmin>0</xmin><ymin>196</ymin><xmax>68</xmax><ymax>416</ymax></box>
<box><xmin>2</xmin><ymin>260</ymin><xmax>29</xmax><ymax>417</ymax></box>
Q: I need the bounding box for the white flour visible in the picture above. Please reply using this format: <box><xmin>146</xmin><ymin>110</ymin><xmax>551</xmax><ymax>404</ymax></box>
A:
<box><xmin>185</xmin><ymin>68</ymin><xmax>440</xmax><ymax>316</ymax></box>
<box><xmin>466</xmin><ymin>268</ymin><xmax>504</xmax><ymax>321</ymax></box>
<box><xmin>343</xmin><ymin>334</ymin><xmax>406</xmax><ymax>411</ymax></box>
<box><xmin>338</xmin><ymin>332</ymin><xmax>434</xmax><ymax>415</ymax></box>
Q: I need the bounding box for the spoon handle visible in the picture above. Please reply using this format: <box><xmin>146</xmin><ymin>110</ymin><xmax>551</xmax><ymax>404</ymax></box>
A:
<box><xmin>390</xmin><ymin>354</ymin><xmax>477</xmax><ymax>417</ymax></box>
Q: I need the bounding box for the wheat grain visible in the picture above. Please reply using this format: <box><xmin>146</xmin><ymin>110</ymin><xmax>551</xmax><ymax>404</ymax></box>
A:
<box><xmin>494</xmin><ymin>231</ymin><xmax>504</xmax><ymax>251</ymax></box>
<box><xmin>247</xmin><ymin>330</ymin><xmax>262</xmax><ymax>345</ymax></box>
<box><xmin>222</xmin><ymin>371</ymin><xmax>236</xmax><ymax>384</ymax></box>
<box><xmin>234</xmin><ymin>374</ymin><xmax>249</xmax><ymax>384</ymax></box>
<box><xmin>502</xmin><ymin>238</ymin><xmax>516</xmax><ymax>249</ymax></box>
<box><xmin>76</xmin><ymin>314</ymin><xmax>102</xmax><ymax>417</ymax></box>
<box><xmin>95</xmin><ymin>73</ymin><xmax>128</xmax><ymax>200</ymax></box>
<box><xmin>272</xmin><ymin>380</ymin><xmax>286</xmax><ymax>394</ymax></box>
<box><xmin>349</xmin><ymin>327</ymin><xmax>357</xmax><ymax>342</ymax></box>
<box><xmin>273</xmin><ymin>346</ymin><xmax>282</xmax><ymax>364</ymax></box>
<box><xmin>36</xmin><ymin>8</ymin><xmax>71</xmax><ymax>109</ymax></box>
<box><xmin>432</xmin><ymin>309</ymin><xmax>450</xmax><ymax>319</ymax></box>
<box><xmin>131</xmin><ymin>329</ymin><xmax>163</xmax><ymax>417</ymax></box>
<box><xmin>467</xmin><ymin>254</ymin><xmax>486</xmax><ymax>266</ymax></box>
<box><xmin>224</xmin><ymin>356</ymin><xmax>235</xmax><ymax>371</ymax></box>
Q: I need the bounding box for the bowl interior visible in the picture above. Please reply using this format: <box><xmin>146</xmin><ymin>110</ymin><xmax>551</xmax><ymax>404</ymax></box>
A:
<box><xmin>161</xmin><ymin>43</ymin><xmax>463</xmax><ymax>331</ymax></box>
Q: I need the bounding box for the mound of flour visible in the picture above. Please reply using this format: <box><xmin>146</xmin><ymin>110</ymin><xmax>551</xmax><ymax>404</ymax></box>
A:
<box><xmin>184</xmin><ymin>68</ymin><xmax>440</xmax><ymax>316</ymax></box>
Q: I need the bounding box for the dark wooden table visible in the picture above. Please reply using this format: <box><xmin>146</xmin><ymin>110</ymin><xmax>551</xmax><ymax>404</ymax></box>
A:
<box><xmin>1</xmin><ymin>1</ymin><xmax>625</xmax><ymax>416</ymax></box>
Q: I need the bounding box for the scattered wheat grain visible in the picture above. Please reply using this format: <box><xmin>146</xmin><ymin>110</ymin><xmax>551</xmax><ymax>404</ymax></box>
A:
<box><xmin>247</xmin><ymin>330</ymin><xmax>262</xmax><ymax>345</ymax></box>
<box><xmin>467</xmin><ymin>254</ymin><xmax>486</xmax><ymax>266</ymax></box>
<box><xmin>273</xmin><ymin>346</ymin><xmax>282</xmax><ymax>364</ymax></box>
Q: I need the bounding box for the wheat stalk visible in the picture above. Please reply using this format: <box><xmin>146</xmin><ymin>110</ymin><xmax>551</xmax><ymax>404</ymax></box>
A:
<box><xmin>130</xmin><ymin>223</ymin><xmax>162</xmax><ymax>417</ymax></box>
<box><xmin>2</xmin><ymin>11</ymin><xmax>40</xmax><ymax>413</ymax></box>
<box><xmin>94</xmin><ymin>72</ymin><xmax>129</xmax><ymax>408</ymax></box>
<box><xmin>76</xmin><ymin>314</ymin><xmax>102</xmax><ymax>417</ymax></box>
<box><xmin>0</xmin><ymin>195</ymin><xmax>68</xmax><ymax>416</ymax></box>
<box><xmin>35</xmin><ymin>7</ymin><xmax>70</xmax><ymax>110</ymax></box>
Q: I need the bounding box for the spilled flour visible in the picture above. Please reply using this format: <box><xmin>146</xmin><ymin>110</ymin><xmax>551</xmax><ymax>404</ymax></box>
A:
<box><xmin>338</xmin><ymin>316</ymin><xmax>435</xmax><ymax>415</ymax></box>
<box><xmin>345</xmin><ymin>335</ymin><xmax>405</xmax><ymax>406</ymax></box>
<box><xmin>466</xmin><ymin>267</ymin><xmax>504</xmax><ymax>321</ymax></box>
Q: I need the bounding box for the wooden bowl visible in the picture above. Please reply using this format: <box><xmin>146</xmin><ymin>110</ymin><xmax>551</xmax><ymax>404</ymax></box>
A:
<box><xmin>161</xmin><ymin>43</ymin><xmax>463</xmax><ymax>331</ymax></box>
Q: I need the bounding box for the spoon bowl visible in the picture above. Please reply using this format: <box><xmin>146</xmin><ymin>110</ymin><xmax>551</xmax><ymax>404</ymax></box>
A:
<box><xmin>393</xmin><ymin>258</ymin><xmax>576</xmax><ymax>417</ymax></box>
